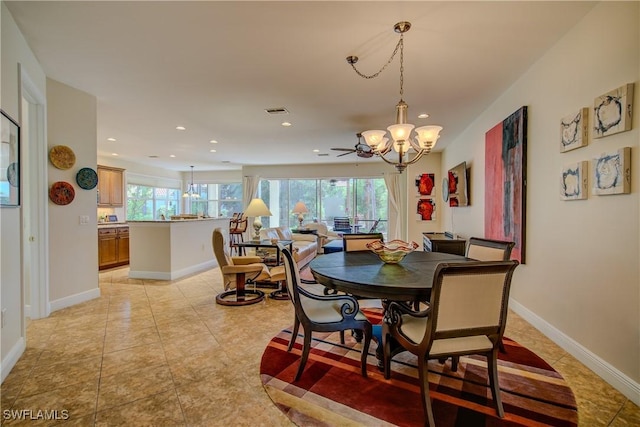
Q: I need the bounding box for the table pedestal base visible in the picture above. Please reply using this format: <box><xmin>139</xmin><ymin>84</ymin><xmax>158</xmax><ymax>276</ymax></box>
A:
<box><xmin>216</xmin><ymin>272</ymin><xmax>265</xmax><ymax>306</ymax></box>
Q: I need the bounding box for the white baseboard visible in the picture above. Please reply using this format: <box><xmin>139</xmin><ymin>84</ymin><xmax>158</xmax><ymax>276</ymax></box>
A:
<box><xmin>49</xmin><ymin>287</ymin><xmax>101</xmax><ymax>313</ymax></box>
<box><xmin>1</xmin><ymin>337</ymin><xmax>26</xmax><ymax>383</ymax></box>
<box><xmin>510</xmin><ymin>298</ymin><xmax>640</xmax><ymax>406</ymax></box>
<box><xmin>129</xmin><ymin>260</ymin><xmax>216</xmax><ymax>281</ymax></box>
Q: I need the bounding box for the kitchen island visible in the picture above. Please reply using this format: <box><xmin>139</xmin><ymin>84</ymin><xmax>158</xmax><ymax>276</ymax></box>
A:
<box><xmin>128</xmin><ymin>217</ymin><xmax>229</xmax><ymax>280</ymax></box>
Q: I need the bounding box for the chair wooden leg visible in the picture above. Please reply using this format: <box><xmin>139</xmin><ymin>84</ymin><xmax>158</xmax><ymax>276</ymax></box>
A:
<box><xmin>451</xmin><ymin>355</ymin><xmax>459</xmax><ymax>372</ymax></box>
<box><xmin>339</xmin><ymin>330</ymin><xmax>345</xmax><ymax>344</ymax></box>
<box><xmin>418</xmin><ymin>357</ymin><xmax>436</xmax><ymax>427</ymax></box>
<box><xmin>382</xmin><ymin>329</ymin><xmax>392</xmax><ymax>380</ymax></box>
<box><xmin>288</xmin><ymin>316</ymin><xmax>300</xmax><ymax>352</ymax></box>
<box><xmin>294</xmin><ymin>330</ymin><xmax>312</xmax><ymax>382</ymax></box>
<box><xmin>487</xmin><ymin>349</ymin><xmax>505</xmax><ymax>417</ymax></box>
<box><xmin>360</xmin><ymin>323</ymin><xmax>372</xmax><ymax>378</ymax></box>
<box><xmin>499</xmin><ymin>339</ymin><xmax>507</xmax><ymax>353</ymax></box>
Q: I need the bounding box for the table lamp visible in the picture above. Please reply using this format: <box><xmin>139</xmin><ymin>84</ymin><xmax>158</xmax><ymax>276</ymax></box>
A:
<box><xmin>292</xmin><ymin>201</ymin><xmax>309</xmax><ymax>229</ymax></box>
<box><xmin>244</xmin><ymin>198</ymin><xmax>272</xmax><ymax>241</ymax></box>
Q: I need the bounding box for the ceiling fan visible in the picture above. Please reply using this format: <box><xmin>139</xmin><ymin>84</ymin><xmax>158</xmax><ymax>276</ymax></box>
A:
<box><xmin>331</xmin><ymin>133</ymin><xmax>374</xmax><ymax>158</ymax></box>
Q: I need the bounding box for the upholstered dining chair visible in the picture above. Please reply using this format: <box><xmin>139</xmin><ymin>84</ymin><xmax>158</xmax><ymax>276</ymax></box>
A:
<box><xmin>464</xmin><ymin>236</ymin><xmax>515</xmax><ymax>358</ymax></box>
<box><xmin>279</xmin><ymin>244</ymin><xmax>372</xmax><ymax>381</ymax></box>
<box><xmin>382</xmin><ymin>260</ymin><xmax>519</xmax><ymax>426</ymax></box>
<box><xmin>466</xmin><ymin>237</ymin><xmax>515</xmax><ymax>261</ymax></box>
<box><xmin>212</xmin><ymin>228</ymin><xmax>285</xmax><ymax>306</ymax></box>
<box><xmin>342</xmin><ymin>232</ymin><xmax>384</xmax><ymax>251</ymax></box>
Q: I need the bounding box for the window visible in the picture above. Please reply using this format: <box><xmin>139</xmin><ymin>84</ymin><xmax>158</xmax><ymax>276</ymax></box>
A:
<box><xmin>257</xmin><ymin>177</ymin><xmax>388</xmax><ymax>237</ymax></box>
<box><xmin>126</xmin><ymin>184</ymin><xmax>180</xmax><ymax>220</ymax></box>
<box><xmin>189</xmin><ymin>183</ymin><xmax>242</xmax><ymax>217</ymax></box>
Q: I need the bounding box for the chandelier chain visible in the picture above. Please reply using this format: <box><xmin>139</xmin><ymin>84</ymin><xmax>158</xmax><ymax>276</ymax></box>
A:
<box><xmin>349</xmin><ymin>35</ymin><xmax>404</xmax><ymax>81</ymax></box>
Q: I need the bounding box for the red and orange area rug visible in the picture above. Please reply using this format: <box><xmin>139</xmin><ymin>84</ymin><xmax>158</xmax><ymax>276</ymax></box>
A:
<box><xmin>260</xmin><ymin>311</ymin><xmax>578</xmax><ymax>426</ymax></box>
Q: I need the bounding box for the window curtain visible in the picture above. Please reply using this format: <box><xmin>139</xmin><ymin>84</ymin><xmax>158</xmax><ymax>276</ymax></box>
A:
<box><xmin>384</xmin><ymin>173</ymin><xmax>402</xmax><ymax>240</ymax></box>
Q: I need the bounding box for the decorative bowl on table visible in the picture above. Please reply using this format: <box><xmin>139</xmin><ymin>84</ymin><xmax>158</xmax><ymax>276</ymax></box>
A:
<box><xmin>366</xmin><ymin>239</ymin><xmax>419</xmax><ymax>264</ymax></box>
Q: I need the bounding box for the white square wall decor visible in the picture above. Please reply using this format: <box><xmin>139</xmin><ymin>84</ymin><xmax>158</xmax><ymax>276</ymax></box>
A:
<box><xmin>593</xmin><ymin>147</ymin><xmax>631</xmax><ymax>195</ymax></box>
<box><xmin>593</xmin><ymin>83</ymin><xmax>634</xmax><ymax>139</ymax></box>
<box><xmin>560</xmin><ymin>108</ymin><xmax>588</xmax><ymax>152</ymax></box>
<box><xmin>560</xmin><ymin>161</ymin><xmax>588</xmax><ymax>200</ymax></box>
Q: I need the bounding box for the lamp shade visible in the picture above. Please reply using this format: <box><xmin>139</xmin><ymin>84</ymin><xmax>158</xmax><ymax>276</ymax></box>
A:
<box><xmin>244</xmin><ymin>198</ymin><xmax>272</xmax><ymax>218</ymax></box>
<box><xmin>292</xmin><ymin>201</ymin><xmax>309</xmax><ymax>214</ymax></box>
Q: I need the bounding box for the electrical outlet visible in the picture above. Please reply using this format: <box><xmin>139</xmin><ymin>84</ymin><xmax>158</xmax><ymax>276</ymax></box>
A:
<box><xmin>1</xmin><ymin>308</ymin><xmax>6</xmax><ymax>328</ymax></box>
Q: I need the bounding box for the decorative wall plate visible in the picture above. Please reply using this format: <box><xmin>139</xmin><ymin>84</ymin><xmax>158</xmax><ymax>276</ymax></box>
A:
<box><xmin>7</xmin><ymin>162</ymin><xmax>18</xmax><ymax>187</ymax></box>
<box><xmin>49</xmin><ymin>145</ymin><xmax>76</xmax><ymax>169</ymax></box>
<box><xmin>49</xmin><ymin>181</ymin><xmax>75</xmax><ymax>205</ymax></box>
<box><xmin>76</xmin><ymin>167</ymin><xmax>98</xmax><ymax>190</ymax></box>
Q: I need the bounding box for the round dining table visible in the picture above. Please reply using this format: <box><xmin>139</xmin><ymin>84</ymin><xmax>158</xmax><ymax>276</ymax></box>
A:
<box><xmin>310</xmin><ymin>250</ymin><xmax>471</xmax><ymax>368</ymax></box>
<box><xmin>309</xmin><ymin>250</ymin><xmax>470</xmax><ymax>302</ymax></box>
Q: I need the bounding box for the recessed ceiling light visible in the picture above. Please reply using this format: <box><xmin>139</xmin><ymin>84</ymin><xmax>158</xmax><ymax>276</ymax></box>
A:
<box><xmin>281</xmin><ymin>122</ymin><xmax>292</xmax><ymax>127</ymax></box>
<box><xmin>418</xmin><ymin>113</ymin><xmax>429</xmax><ymax>119</ymax></box>
<box><xmin>176</xmin><ymin>126</ymin><xmax>186</xmax><ymax>131</ymax></box>
<box><xmin>111</xmin><ymin>153</ymin><xmax>118</xmax><ymax>156</ymax></box>
<box><xmin>209</xmin><ymin>140</ymin><xmax>218</xmax><ymax>144</ymax></box>
<box><xmin>210</xmin><ymin>149</ymin><xmax>217</xmax><ymax>153</ymax></box>
<box><xmin>107</xmin><ymin>137</ymin><xmax>116</xmax><ymax>142</ymax></box>
<box><xmin>313</xmin><ymin>149</ymin><xmax>320</xmax><ymax>153</ymax></box>
<box><xmin>169</xmin><ymin>154</ymin><xmax>176</xmax><ymax>158</ymax></box>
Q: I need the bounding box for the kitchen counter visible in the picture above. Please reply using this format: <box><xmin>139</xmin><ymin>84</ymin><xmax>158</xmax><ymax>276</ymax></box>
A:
<box><xmin>127</xmin><ymin>217</ymin><xmax>229</xmax><ymax>280</ymax></box>
<box><xmin>98</xmin><ymin>222</ymin><xmax>128</xmax><ymax>229</ymax></box>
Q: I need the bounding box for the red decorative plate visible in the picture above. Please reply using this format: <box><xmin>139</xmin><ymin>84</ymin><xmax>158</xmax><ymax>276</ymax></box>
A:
<box><xmin>49</xmin><ymin>181</ymin><xmax>75</xmax><ymax>205</ymax></box>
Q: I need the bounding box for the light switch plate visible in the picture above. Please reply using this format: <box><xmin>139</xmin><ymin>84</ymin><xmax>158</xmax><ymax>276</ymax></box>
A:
<box><xmin>79</xmin><ymin>215</ymin><xmax>90</xmax><ymax>225</ymax></box>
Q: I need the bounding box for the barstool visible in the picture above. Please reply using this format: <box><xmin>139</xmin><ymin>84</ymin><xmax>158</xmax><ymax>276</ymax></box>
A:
<box><xmin>229</xmin><ymin>213</ymin><xmax>247</xmax><ymax>255</ymax></box>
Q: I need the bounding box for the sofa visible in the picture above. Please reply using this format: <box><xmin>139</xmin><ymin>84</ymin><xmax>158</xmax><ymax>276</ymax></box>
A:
<box><xmin>302</xmin><ymin>222</ymin><xmax>342</xmax><ymax>253</ymax></box>
<box><xmin>260</xmin><ymin>226</ymin><xmax>319</xmax><ymax>268</ymax></box>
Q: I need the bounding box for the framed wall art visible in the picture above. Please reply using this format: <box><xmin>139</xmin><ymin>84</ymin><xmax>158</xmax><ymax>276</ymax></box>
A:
<box><xmin>485</xmin><ymin>106</ymin><xmax>528</xmax><ymax>263</ymax></box>
<box><xmin>416</xmin><ymin>198</ymin><xmax>435</xmax><ymax>221</ymax></box>
<box><xmin>560</xmin><ymin>161</ymin><xmax>588</xmax><ymax>200</ymax></box>
<box><xmin>448</xmin><ymin>162</ymin><xmax>468</xmax><ymax>207</ymax></box>
<box><xmin>593</xmin><ymin>83</ymin><xmax>634</xmax><ymax>139</ymax></box>
<box><xmin>593</xmin><ymin>147</ymin><xmax>631</xmax><ymax>195</ymax></box>
<box><xmin>560</xmin><ymin>107</ymin><xmax>589</xmax><ymax>152</ymax></box>
<box><xmin>1</xmin><ymin>110</ymin><xmax>20</xmax><ymax>207</ymax></box>
<box><xmin>415</xmin><ymin>173</ymin><xmax>434</xmax><ymax>196</ymax></box>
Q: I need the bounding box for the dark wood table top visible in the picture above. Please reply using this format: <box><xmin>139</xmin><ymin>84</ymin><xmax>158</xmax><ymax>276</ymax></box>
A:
<box><xmin>309</xmin><ymin>250</ymin><xmax>470</xmax><ymax>301</ymax></box>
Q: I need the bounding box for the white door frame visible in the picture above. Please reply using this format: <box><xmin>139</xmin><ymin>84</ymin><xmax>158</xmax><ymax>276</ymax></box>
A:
<box><xmin>20</xmin><ymin>67</ymin><xmax>49</xmax><ymax>319</ymax></box>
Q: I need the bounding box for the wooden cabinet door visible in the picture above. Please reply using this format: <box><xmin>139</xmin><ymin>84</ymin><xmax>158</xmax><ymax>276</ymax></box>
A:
<box><xmin>117</xmin><ymin>228</ymin><xmax>129</xmax><ymax>263</ymax></box>
<box><xmin>99</xmin><ymin>231</ymin><xmax>118</xmax><ymax>268</ymax></box>
<box><xmin>110</xmin><ymin>170</ymin><xmax>124</xmax><ymax>206</ymax></box>
<box><xmin>97</xmin><ymin>168</ymin><xmax>112</xmax><ymax>206</ymax></box>
<box><xmin>97</xmin><ymin>166</ymin><xmax>124</xmax><ymax>207</ymax></box>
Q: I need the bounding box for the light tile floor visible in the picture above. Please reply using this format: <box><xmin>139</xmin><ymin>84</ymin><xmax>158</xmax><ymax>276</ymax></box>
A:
<box><xmin>1</xmin><ymin>266</ymin><xmax>638</xmax><ymax>426</ymax></box>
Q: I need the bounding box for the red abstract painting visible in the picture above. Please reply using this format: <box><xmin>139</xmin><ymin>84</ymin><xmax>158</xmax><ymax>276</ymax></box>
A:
<box><xmin>485</xmin><ymin>107</ymin><xmax>527</xmax><ymax>263</ymax></box>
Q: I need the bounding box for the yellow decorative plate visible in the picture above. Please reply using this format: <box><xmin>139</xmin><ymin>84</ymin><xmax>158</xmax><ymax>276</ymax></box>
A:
<box><xmin>49</xmin><ymin>145</ymin><xmax>76</xmax><ymax>170</ymax></box>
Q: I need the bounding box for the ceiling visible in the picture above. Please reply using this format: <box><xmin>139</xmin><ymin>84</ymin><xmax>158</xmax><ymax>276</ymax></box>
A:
<box><xmin>6</xmin><ymin>1</ymin><xmax>596</xmax><ymax>172</ymax></box>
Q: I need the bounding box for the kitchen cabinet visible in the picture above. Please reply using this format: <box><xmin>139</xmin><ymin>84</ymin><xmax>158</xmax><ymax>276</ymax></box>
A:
<box><xmin>98</xmin><ymin>166</ymin><xmax>124</xmax><ymax>207</ymax></box>
<box><xmin>99</xmin><ymin>226</ymin><xmax>129</xmax><ymax>270</ymax></box>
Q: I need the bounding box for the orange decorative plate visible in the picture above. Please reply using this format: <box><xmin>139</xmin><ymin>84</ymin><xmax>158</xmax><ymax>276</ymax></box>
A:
<box><xmin>49</xmin><ymin>145</ymin><xmax>76</xmax><ymax>170</ymax></box>
<box><xmin>49</xmin><ymin>181</ymin><xmax>75</xmax><ymax>205</ymax></box>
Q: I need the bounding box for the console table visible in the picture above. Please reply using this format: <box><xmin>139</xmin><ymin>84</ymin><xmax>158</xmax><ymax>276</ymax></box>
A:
<box><xmin>422</xmin><ymin>232</ymin><xmax>466</xmax><ymax>256</ymax></box>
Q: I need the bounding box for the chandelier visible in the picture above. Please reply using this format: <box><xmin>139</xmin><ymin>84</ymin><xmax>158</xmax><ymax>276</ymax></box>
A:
<box><xmin>347</xmin><ymin>21</ymin><xmax>443</xmax><ymax>173</ymax></box>
<box><xmin>182</xmin><ymin>165</ymin><xmax>200</xmax><ymax>198</ymax></box>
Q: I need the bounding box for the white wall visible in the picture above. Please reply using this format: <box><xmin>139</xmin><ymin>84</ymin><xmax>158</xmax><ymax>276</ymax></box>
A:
<box><xmin>442</xmin><ymin>2</ymin><xmax>639</xmax><ymax>400</ymax></box>
<box><xmin>46</xmin><ymin>79</ymin><xmax>100</xmax><ymax>308</ymax></box>
<box><xmin>1</xmin><ymin>1</ymin><xmax>47</xmax><ymax>381</ymax></box>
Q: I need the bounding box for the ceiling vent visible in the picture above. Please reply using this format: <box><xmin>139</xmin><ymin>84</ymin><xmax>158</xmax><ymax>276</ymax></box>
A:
<box><xmin>317</xmin><ymin>153</ymin><xmax>329</xmax><ymax>157</ymax></box>
<box><xmin>265</xmin><ymin>107</ymin><xmax>289</xmax><ymax>115</ymax></box>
